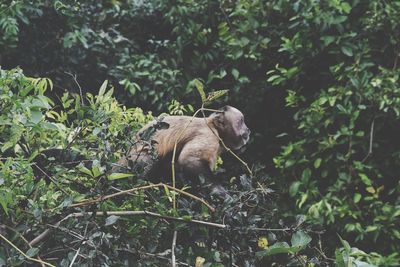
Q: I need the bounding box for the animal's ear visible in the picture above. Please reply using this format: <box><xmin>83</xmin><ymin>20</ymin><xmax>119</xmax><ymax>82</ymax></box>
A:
<box><xmin>221</xmin><ymin>105</ymin><xmax>229</xmax><ymax>112</ymax></box>
<box><xmin>211</xmin><ymin>110</ymin><xmax>225</xmax><ymax>128</ymax></box>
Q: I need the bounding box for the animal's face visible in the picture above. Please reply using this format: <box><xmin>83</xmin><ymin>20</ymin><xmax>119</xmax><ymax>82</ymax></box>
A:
<box><xmin>215</xmin><ymin>106</ymin><xmax>251</xmax><ymax>150</ymax></box>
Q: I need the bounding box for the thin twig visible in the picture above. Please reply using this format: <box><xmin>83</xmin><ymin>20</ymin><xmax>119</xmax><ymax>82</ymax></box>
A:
<box><xmin>243</xmin><ymin>227</ymin><xmax>291</xmax><ymax>232</ymax></box>
<box><xmin>393</xmin><ymin>52</ymin><xmax>399</xmax><ymax>70</ymax></box>
<box><xmin>362</xmin><ymin>118</ymin><xmax>375</xmax><ymax>162</ymax></box>
<box><xmin>171</xmin><ymin>230</ymin><xmax>177</xmax><ymax>267</ymax></box>
<box><xmin>69</xmin><ymin>182</ymin><xmax>215</xmax><ymax>212</ymax></box>
<box><xmin>65</xmin><ymin>72</ymin><xmax>84</xmax><ymax>106</ymax></box>
<box><xmin>29</xmin><ymin>210</ymin><xmax>226</xmax><ymax>246</ymax></box>
<box><xmin>29</xmin><ymin>214</ymin><xmax>74</xmax><ymax>246</ymax></box>
<box><xmin>0</xmin><ymin>232</ymin><xmax>56</xmax><ymax>267</ymax></box>
<box><xmin>65</xmin><ymin>125</ymin><xmax>87</xmax><ymax>151</ymax></box>
<box><xmin>118</xmin><ymin>248</ymin><xmax>191</xmax><ymax>266</ymax></box>
<box><xmin>72</xmin><ymin>211</ymin><xmax>226</xmax><ymax>228</ymax></box>
<box><xmin>68</xmin><ymin>247</ymin><xmax>81</xmax><ymax>267</ymax></box>
<box><xmin>29</xmin><ymin>209</ymin><xmax>296</xmax><ymax>250</ymax></box>
<box><xmin>3</xmin><ymin>225</ymin><xmax>46</xmax><ymax>267</ymax></box>
<box><xmin>219</xmin><ymin>2</ymin><xmax>234</xmax><ymax>29</ymax></box>
<box><xmin>32</xmin><ymin>163</ymin><xmax>68</xmax><ymax>194</ymax></box>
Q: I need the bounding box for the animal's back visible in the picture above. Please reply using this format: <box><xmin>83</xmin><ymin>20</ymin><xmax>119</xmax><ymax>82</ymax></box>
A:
<box><xmin>140</xmin><ymin>116</ymin><xmax>217</xmax><ymax>157</ymax></box>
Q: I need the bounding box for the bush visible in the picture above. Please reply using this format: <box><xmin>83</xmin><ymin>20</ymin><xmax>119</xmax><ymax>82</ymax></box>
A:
<box><xmin>2</xmin><ymin>0</ymin><xmax>400</xmax><ymax>265</ymax></box>
<box><xmin>0</xmin><ymin>68</ymin><xmax>314</xmax><ymax>266</ymax></box>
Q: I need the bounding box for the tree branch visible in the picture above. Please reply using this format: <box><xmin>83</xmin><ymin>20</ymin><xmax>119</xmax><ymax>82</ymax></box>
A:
<box><xmin>171</xmin><ymin>231</ymin><xmax>177</xmax><ymax>267</ymax></box>
<box><xmin>69</xmin><ymin>182</ymin><xmax>215</xmax><ymax>212</ymax></box>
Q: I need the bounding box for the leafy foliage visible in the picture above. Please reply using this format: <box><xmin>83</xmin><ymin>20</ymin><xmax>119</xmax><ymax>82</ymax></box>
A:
<box><xmin>0</xmin><ymin>69</ymin><xmax>313</xmax><ymax>266</ymax></box>
<box><xmin>2</xmin><ymin>0</ymin><xmax>400</xmax><ymax>265</ymax></box>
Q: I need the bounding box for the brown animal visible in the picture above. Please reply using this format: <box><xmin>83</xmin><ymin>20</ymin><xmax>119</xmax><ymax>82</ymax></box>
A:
<box><xmin>115</xmin><ymin>105</ymin><xmax>250</xmax><ymax>181</ymax></box>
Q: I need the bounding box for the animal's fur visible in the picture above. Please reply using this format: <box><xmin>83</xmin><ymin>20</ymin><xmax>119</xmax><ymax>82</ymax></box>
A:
<box><xmin>115</xmin><ymin>106</ymin><xmax>250</xmax><ymax>180</ymax></box>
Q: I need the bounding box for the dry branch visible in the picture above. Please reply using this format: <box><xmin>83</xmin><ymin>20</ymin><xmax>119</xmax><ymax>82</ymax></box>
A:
<box><xmin>69</xmin><ymin>182</ymin><xmax>215</xmax><ymax>212</ymax></box>
<box><xmin>0</xmin><ymin>232</ymin><xmax>55</xmax><ymax>267</ymax></box>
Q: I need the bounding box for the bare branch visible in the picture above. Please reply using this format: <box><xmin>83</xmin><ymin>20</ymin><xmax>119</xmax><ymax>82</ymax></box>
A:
<box><xmin>362</xmin><ymin>118</ymin><xmax>375</xmax><ymax>162</ymax></box>
<box><xmin>32</xmin><ymin>163</ymin><xmax>68</xmax><ymax>194</ymax></box>
<box><xmin>69</xmin><ymin>182</ymin><xmax>215</xmax><ymax>212</ymax></box>
<box><xmin>171</xmin><ymin>231</ymin><xmax>177</xmax><ymax>267</ymax></box>
<box><xmin>65</xmin><ymin>71</ymin><xmax>84</xmax><ymax>106</ymax></box>
<box><xmin>0</xmin><ymin>232</ymin><xmax>56</xmax><ymax>267</ymax></box>
<box><xmin>68</xmin><ymin>247</ymin><xmax>81</xmax><ymax>267</ymax></box>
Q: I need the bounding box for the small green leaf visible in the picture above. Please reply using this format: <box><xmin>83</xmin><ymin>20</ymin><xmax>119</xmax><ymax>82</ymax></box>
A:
<box><xmin>353</xmin><ymin>193</ymin><xmax>361</xmax><ymax>203</ymax></box>
<box><xmin>341</xmin><ymin>2</ymin><xmax>351</xmax><ymax>13</ymax></box>
<box><xmin>190</xmin><ymin>79</ymin><xmax>206</xmax><ymax>103</ymax></box>
<box><xmin>232</xmin><ymin>68</ymin><xmax>239</xmax><ymax>79</ymax></box>
<box><xmin>314</xmin><ymin>158</ymin><xmax>322</xmax><ymax>169</ymax></box>
<box><xmin>26</xmin><ymin>247</ymin><xmax>39</xmax><ymax>257</ymax></box>
<box><xmin>91</xmin><ymin>166</ymin><xmax>102</xmax><ymax>178</ymax></box>
<box><xmin>291</xmin><ymin>230</ymin><xmax>312</xmax><ymax>249</ymax></box>
<box><xmin>366</xmin><ymin>225</ymin><xmax>378</xmax><ymax>232</ymax></box>
<box><xmin>289</xmin><ymin>181</ymin><xmax>301</xmax><ymax>197</ymax></box>
<box><xmin>30</xmin><ymin>110</ymin><xmax>43</xmax><ymax>124</ymax></box>
<box><xmin>256</xmin><ymin>242</ymin><xmax>290</xmax><ymax>257</ymax></box>
<box><xmin>321</xmin><ymin>36</ymin><xmax>335</xmax><ymax>46</ymax></box>
<box><xmin>99</xmin><ymin>80</ymin><xmax>108</xmax><ymax>96</ymax></box>
<box><xmin>105</xmin><ymin>215</ymin><xmax>120</xmax><ymax>226</ymax></box>
<box><xmin>338</xmin><ymin>235</ymin><xmax>351</xmax><ymax>252</ymax></box>
<box><xmin>78</xmin><ymin>165</ymin><xmax>93</xmax><ymax>177</ymax></box>
<box><xmin>108</xmin><ymin>173</ymin><xmax>134</xmax><ymax>180</ymax></box>
<box><xmin>359</xmin><ymin>173</ymin><xmax>372</xmax><ymax>186</ymax></box>
<box><xmin>341</xmin><ymin>45</ymin><xmax>353</xmax><ymax>57</ymax></box>
<box><xmin>205</xmin><ymin>90</ymin><xmax>228</xmax><ymax>104</ymax></box>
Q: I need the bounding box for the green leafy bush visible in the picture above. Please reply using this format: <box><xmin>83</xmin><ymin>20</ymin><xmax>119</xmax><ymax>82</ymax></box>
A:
<box><xmin>0</xmin><ymin>69</ymin><xmax>315</xmax><ymax>266</ymax></box>
<box><xmin>2</xmin><ymin>0</ymin><xmax>400</xmax><ymax>265</ymax></box>
<box><xmin>274</xmin><ymin>44</ymin><xmax>400</xmax><ymax>264</ymax></box>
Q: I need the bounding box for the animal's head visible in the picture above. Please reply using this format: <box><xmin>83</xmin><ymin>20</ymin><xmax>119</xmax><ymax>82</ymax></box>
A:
<box><xmin>211</xmin><ymin>105</ymin><xmax>251</xmax><ymax>150</ymax></box>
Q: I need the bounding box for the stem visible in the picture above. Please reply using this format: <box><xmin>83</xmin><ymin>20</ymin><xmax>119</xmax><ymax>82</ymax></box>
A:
<box><xmin>69</xmin><ymin>183</ymin><xmax>215</xmax><ymax>212</ymax></box>
<box><xmin>171</xmin><ymin>231</ymin><xmax>177</xmax><ymax>267</ymax></box>
<box><xmin>0</xmin><ymin>233</ymin><xmax>56</xmax><ymax>267</ymax></box>
<box><xmin>3</xmin><ymin>225</ymin><xmax>46</xmax><ymax>267</ymax></box>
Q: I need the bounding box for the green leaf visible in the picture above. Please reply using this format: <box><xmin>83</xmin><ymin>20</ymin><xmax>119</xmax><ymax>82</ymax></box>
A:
<box><xmin>358</xmin><ymin>173</ymin><xmax>372</xmax><ymax>186</ymax></box>
<box><xmin>190</xmin><ymin>79</ymin><xmax>206</xmax><ymax>103</ymax></box>
<box><xmin>321</xmin><ymin>36</ymin><xmax>335</xmax><ymax>46</ymax></box>
<box><xmin>108</xmin><ymin>173</ymin><xmax>134</xmax><ymax>180</ymax></box>
<box><xmin>105</xmin><ymin>215</ymin><xmax>120</xmax><ymax>226</ymax></box>
<box><xmin>314</xmin><ymin>158</ymin><xmax>322</xmax><ymax>169</ymax></box>
<box><xmin>289</xmin><ymin>181</ymin><xmax>301</xmax><ymax>197</ymax></box>
<box><xmin>366</xmin><ymin>225</ymin><xmax>378</xmax><ymax>232</ymax></box>
<box><xmin>26</xmin><ymin>247</ymin><xmax>39</xmax><ymax>257</ymax></box>
<box><xmin>301</xmin><ymin>168</ymin><xmax>311</xmax><ymax>182</ymax></box>
<box><xmin>341</xmin><ymin>45</ymin><xmax>353</xmax><ymax>57</ymax></box>
<box><xmin>291</xmin><ymin>230</ymin><xmax>312</xmax><ymax>249</ymax></box>
<box><xmin>205</xmin><ymin>90</ymin><xmax>228</xmax><ymax>104</ymax></box>
<box><xmin>341</xmin><ymin>2</ymin><xmax>352</xmax><ymax>14</ymax></box>
<box><xmin>30</xmin><ymin>110</ymin><xmax>43</xmax><ymax>124</ymax></box>
<box><xmin>91</xmin><ymin>166</ymin><xmax>102</xmax><ymax>178</ymax></box>
<box><xmin>256</xmin><ymin>242</ymin><xmax>290</xmax><ymax>257</ymax></box>
<box><xmin>338</xmin><ymin>235</ymin><xmax>351</xmax><ymax>252</ymax></box>
<box><xmin>78</xmin><ymin>165</ymin><xmax>93</xmax><ymax>177</ymax></box>
<box><xmin>232</xmin><ymin>68</ymin><xmax>239</xmax><ymax>79</ymax></box>
<box><xmin>353</xmin><ymin>193</ymin><xmax>361</xmax><ymax>203</ymax></box>
<box><xmin>99</xmin><ymin>80</ymin><xmax>108</xmax><ymax>96</ymax></box>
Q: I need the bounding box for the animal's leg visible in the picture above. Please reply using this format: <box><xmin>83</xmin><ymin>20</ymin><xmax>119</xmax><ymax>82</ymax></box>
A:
<box><xmin>176</xmin><ymin>141</ymin><xmax>229</xmax><ymax>198</ymax></box>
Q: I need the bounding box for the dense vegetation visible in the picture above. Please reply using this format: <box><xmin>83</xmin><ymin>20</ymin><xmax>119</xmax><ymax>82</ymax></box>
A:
<box><xmin>1</xmin><ymin>0</ymin><xmax>399</xmax><ymax>266</ymax></box>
